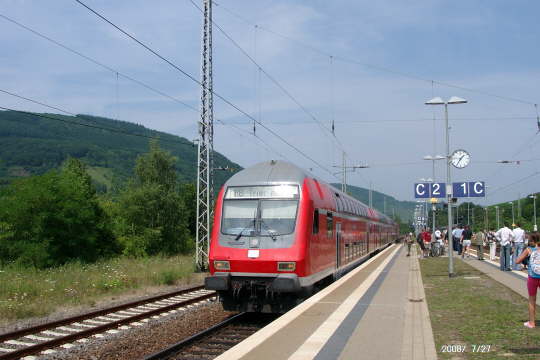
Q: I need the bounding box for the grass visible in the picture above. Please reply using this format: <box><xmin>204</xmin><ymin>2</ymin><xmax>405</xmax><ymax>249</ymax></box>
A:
<box><xmin>421</xmin><ymin>257</ymin><xmax>540</xmax><ymax>359</ymax></box>
<box><xmin>0</xmin><ymin>255</ymin><xmax>202</xmax><ymax>324</ymax></box>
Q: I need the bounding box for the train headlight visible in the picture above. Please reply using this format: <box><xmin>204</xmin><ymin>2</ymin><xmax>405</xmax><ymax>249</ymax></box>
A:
<box><xmin>214</xmin><ymin>260</ymin><xmax>230</xmax><ymax>271</ymax></box>
<box><xmin>277</xmin><ymin>262</ymin><xmax>296</xmax><ymax>272</ymax></box>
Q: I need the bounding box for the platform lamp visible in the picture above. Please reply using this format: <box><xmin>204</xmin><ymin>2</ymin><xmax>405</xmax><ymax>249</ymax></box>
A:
<box><xmin>425</xmin><ymin>96</ymin><xmax>467</xmax><ymax>278</ymax></box>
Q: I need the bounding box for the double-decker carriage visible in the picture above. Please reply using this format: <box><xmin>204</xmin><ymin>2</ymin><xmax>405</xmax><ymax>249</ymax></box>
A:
<box><xmin>205</xmin><ymin>160</ymin><xmax>398</xmax><ymax>313</ymax></box>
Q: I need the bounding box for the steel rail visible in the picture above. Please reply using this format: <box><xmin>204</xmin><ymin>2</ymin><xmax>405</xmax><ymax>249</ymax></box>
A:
<box><xmin>0</xmin><ymin>285</ymin><xmax>205</xmax><ymax>342</ymax></box>
<box><xmin>144</xmin><ymin>312</ymin><xmax>248</xmax><ymax>360</ymax></box>
<box><xmin>0</xmin><ymin>286</ymin><xmax>215</xmax><ymax>360</ymax></box>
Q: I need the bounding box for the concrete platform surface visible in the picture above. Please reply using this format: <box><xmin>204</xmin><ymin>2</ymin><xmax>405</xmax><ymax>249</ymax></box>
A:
<box><xmin>216</xmin><ymin>243</ymin><xmax>437</xmax><ymax>360</ymax></box>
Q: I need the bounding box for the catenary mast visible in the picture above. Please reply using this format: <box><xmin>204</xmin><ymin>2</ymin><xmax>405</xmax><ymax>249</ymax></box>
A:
<box><xmin>196</xmin><ymin>0</ymin><xmax>214</xmax><ymax>271</ymax></box>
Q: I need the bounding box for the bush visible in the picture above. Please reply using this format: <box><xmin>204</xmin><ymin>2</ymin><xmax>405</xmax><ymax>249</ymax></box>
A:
<box><xmin>0</xmin><ymin>159</ymin><xmax>119</xmax><ymax>268</ymax></box>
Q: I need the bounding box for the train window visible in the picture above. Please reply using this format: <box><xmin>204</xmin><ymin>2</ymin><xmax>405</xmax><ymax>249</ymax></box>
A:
<box><xmin>327</xmin><ymin>213</ymin><xmax>333</xmax><ymax>237</ymax></box>
<box><xmin>313</xmin><ymin>209</ymin><xmax>319</xmax><ymax>234</ymax></box>
<box><xmin>260</xmin><ymin>200</ymin><xmax>298</xmax><ymax>236</ymax></box>
<box><xmin>221</xmin><ymin>200</ymin><xmax>258</xmax><ymax>236</ymax></box>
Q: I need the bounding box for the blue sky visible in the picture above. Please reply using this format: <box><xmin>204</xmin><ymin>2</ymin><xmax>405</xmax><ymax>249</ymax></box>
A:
<box><xmin>1</xmin><ymin>0</ymin><xmax>539</xmax><ymax>206</ymax></box>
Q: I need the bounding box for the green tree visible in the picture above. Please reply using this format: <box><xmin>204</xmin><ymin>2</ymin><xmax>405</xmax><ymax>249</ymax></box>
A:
<box><xmin>0</xmin><ymin>159</ymin><xmax>118</xmax><ymax>268</ymax></box>
<box><xmin>180</xmin><ymin>182</ymin><xmax>197</xmax><ymax>238</ymax></box>
<box><xmin>118</xmin><ymin>141</ymin><xmax>191</xmax><ymax>256</ymax></box>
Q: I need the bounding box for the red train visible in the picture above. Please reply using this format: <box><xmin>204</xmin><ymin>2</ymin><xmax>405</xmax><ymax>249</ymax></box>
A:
<box><xmin>205</xmin><ymin>160</ymin><xmax>399</xmax><ymax>312</ymax></box>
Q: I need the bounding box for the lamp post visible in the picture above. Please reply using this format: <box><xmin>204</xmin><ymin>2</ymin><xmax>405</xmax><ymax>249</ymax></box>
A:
<box><xmin>496</xmin><ymin>206</ymin><xmax>500</xmax><ymax>229</ymax></box>
<box><xmin>530</xmin><ymin>194</ymin><xmax>537</xmax><ymax>231</ymax></box>
<box><xmin>425</xmin><ymin>96</ymin><xmax>467</xmax><ymax>277</ymax></box>
<box><xmin>509</xmin><ymin>201</ymin><xmax>515</xmax><ymax>227</ymax></box>
<box><xmin>421</xmin><ymin>177</ymin><xmax>434</xmax><ymax>236</ymax></box>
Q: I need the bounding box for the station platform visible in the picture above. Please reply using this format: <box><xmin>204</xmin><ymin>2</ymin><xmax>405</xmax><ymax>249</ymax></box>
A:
<box><xmin>216</xmin><ymin>243</ymin><xmax>437</xmax><ymax>360</ymax></box>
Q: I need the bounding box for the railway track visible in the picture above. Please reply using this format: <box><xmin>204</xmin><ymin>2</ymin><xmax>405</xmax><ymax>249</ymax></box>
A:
<box><xmin>145</xmin><ymin>312</ymin><xmax>278</xmax><ymax>360</ymax></box>
<box><xmin>0</xmin><ymin>285</ymin><xmax>216</xmax><ymax>360</ymax></box>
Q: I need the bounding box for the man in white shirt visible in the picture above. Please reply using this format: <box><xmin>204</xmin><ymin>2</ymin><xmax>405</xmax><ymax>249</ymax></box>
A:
<box><xmin>496</xmin><ymin>223</ymin><xmax>514</xmax><ymax>271</ymax></box>
<box><xmin>452</xmin><ymin>225</ymin><xmax>464</xmax><ymax>253</ymax></box>
<box><xmin>512</xmin><ymin>223</ymin><xmax>526</xmax><ymax>270</ymax></box>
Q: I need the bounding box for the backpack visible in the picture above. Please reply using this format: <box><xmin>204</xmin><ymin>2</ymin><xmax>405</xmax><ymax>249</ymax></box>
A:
<box><xmin>530</xmin><ymin>248</ymin><xmax>540</xmax><ymax>276</ymax></box>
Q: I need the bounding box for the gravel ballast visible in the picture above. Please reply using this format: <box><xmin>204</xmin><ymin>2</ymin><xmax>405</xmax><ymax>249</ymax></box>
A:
<box><xmin>42</xmin><ymin>301</ymin><xmax>234</xmax><ymax>360</ymax></box>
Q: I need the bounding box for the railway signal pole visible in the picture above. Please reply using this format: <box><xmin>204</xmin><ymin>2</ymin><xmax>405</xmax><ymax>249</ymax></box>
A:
<box><xmin>196</xmin><ymin>0</ymin><xmax>214</xmax><ymax>271</ymax></box>
<box><xmin>332</xmin><ymin>151</ymin><xmax>368</xmax><ymax>194</ymax></box>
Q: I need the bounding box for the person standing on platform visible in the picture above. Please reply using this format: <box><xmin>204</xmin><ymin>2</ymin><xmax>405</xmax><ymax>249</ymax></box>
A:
<box><xmin>406</xmin><ymin>233</ymin><xmax>414</xmax><ymax>257</ymax></box>
<box><xmin>488</xmin><ymin>229</ymin><xmax>497</xmax><ymax>261</ymax></box>
<box><xmin>461</xmin><ymin>225</ymin><xmax>473</xmax><ymax>259</ymax></box>
<box><xmin>513</xmin><ymin>223</ymin><xmax>526</xmax><ymax>270</ymax></box>
<box><xmin>496</xmin><ymin>223</ymin><xmax>514</xmax><ymax>271</ymax></box>
<box><xmin>416</xmin><ymin>231</ymin><xmax>426</xmax><ymax>258</ymax></box>
<box><xmin>473</xmin><ymin>229</ymin><xmax>485</xmax><ymax>260</ymax></box>
<box><xmin>516</xmin><ymin>232</ymin><xmax>540</xmax><ymax>328</ymax></box>
<box><xmin>422</xmin><ymin>228</ymin><xmax>432</xmax><ymax>257</ymax></box>
<box><xmin>441</xmin><ymin>228</ymin><xmax>448</xmax><ymax>254</ymax></box>
<box><xmin>452</xmin><ymin>225</ymin><xmax>463</xmax><ymax>253</ymax></box>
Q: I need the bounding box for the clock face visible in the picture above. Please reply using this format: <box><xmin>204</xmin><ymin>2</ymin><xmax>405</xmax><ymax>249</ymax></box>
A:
<box><xmin>451</xmin><ymin>149</ymin><xmax>470</xmax><ymax>168</ymax></box>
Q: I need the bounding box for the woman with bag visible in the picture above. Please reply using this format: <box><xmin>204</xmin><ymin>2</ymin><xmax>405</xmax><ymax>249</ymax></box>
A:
<box><xmin>516</xmin><ymin>232</ymin><xmax>540</xmax><ymax>328</ymax></box>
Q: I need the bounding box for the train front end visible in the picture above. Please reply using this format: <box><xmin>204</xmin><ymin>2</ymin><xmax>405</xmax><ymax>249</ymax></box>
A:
<box><xmin>205</xmin><ymin>161</ymin><xmax>310</xmax><ymax>313</ymax></box>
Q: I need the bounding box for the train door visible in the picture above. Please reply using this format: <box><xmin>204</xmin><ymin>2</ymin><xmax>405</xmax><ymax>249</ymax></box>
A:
<box><xmin>336</xmin><ymin>222</ymin><xmax>342</xmax><ymax>268</ymax></box>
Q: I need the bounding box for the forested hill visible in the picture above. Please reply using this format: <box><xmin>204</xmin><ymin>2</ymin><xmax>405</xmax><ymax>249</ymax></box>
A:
<box><xmin>331</xmin><ymin>183</ymin><xmax>415</xmax><ymax>222</ymax></box>
<box><xmin>0</xmin><ymin>110</ymin><xmax>241</xmax><ymax>190</ymax></box>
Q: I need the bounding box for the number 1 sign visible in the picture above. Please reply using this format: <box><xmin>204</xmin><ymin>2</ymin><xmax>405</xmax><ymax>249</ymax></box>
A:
<box><xmin>452</xmin><ymin>181</ymin><xmax>485</xmax><ymax>197</ymax></box>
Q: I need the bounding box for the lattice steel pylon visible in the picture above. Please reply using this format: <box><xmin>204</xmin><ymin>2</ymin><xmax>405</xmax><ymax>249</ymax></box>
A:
<box><xmin>196</xmin><ymin>0</ymin><xmax>214</xmax><ymax>271</ymax></box>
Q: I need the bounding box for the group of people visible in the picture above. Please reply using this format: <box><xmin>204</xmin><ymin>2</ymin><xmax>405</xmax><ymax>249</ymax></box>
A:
<box><xmin>404</xmin><ymin>227</ymin><xmax>445</xmax><ymax>258</ymax></box>
<box><xmin>492</xmin><ymin>223</ymin><xmax>527</xmax><ymax>271</ymax></box>
<box><xmin>405</xmin><ymin>223</ymin><xmax>540</xmax><ymax>329</ymax></box>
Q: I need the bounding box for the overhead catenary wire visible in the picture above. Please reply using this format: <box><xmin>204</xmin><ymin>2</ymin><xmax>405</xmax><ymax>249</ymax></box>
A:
<box><xmin>213</xmin><ymin>1</ymin><xmax>539</xmax><ymax>107</ymax></box>
<box><xmin>0</xmin><ymin>106</ymin><xmax>194</xmax><ymax>147</ymax></box>
<box><xmin>487</xmin><ymin>171</ymin><xmax>540</xmax><ymax>197</ymax></box>
<box><xmin>222</xmin><ymin>116</ymin><xmax>536</xmax><ymax>125</ymax></box>
<box><xmin>0</xmin><ymin>12</ymin><xmax>198</xmax><ymax>113</ymax></box>
<box><xmin>187</xmin><ymin>0</ymin><xmax>343</xmax><ymax>150</ymax></box>
<box><xmin>0</xmin><ymin>11</ymin><xmax>286</xmax><ymax>161</ymax></box>
<box><xmin>74</xmin><ymin>0</ymin><xmax>338</xmax><ymax>179</ymax></box>
<box><xmin>0</xmin><ymin>88</ymin><xmax>77</xmax><ymax>116</ymax></box>
<box><xmin>0</xmin><ymin>88</ymin><xmax>277</xmax><ymax>158</ymax></box>
<box><xmin>213</xmin><ymin>8</ymin><xmax>540</xmax><ymax>201</ymax></box>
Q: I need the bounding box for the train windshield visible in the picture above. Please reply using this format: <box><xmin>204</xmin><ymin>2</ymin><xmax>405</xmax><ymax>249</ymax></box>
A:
<box><xmin>221</xmin><ymin>200</ymin><xmax>258</xmax><ymax>236</ymax></box>
<box><xmin>259</xmin><ymin>200</ymin><xmax>298</xmax><ymax>236</ymax></box>
<box><xmin>221</xmin><ymin>185</ymin><xmax>299</xmax><ymax>237</ymax></box>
